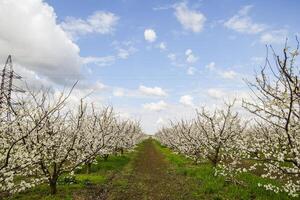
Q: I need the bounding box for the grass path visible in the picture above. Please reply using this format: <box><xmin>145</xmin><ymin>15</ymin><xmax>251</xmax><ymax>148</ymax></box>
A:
<box><xmin>104</xmin><ymin>139</ymin><xmax>198</xmax><ymax>200</ymax></box>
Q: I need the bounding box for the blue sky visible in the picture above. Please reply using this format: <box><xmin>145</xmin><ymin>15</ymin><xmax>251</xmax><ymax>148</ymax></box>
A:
<box><xmin>0</xmin><ymin>0</ymin><xmax>299</xmax><ymax>134</ymax></box>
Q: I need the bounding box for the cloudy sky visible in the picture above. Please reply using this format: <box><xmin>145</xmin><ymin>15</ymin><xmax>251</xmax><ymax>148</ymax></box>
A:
<box><xmin>0</xmin><ymin>0</ymin><xmax>299</xmax><ymax>134</ymax></box>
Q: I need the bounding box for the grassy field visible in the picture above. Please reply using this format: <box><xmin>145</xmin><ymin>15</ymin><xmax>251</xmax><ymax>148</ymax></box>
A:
<box><xmin>7</xmin><ymin>154</ymin><xmax>131</xmax><ymax>200</ymax></box>
<box><xmin>155</xmin><ymin>141</ymin><xmax>295</xmax><ymax>200</ymax></box>
<box><xmin>5</xmin><ymin>140</ymin><xmax>297</xmax><ymax>200</ymax></box>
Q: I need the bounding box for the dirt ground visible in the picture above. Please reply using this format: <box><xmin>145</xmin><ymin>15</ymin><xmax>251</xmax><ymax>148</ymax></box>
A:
<box><xmin>103</xmin><ymin>139</ymin><xmax>197</xmax><ymax>200</ymax></box>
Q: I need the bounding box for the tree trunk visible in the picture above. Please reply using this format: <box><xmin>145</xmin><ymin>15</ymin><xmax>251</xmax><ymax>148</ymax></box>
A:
<box><xmin>212</xmin><ymin>159</ymin><xmax>217</xmax><ymax>167</ymax></box>
<box><xmin>49</xmin><ymin>177</ymin><xmax>58</xmax><ymax>195</ymax></box>
<box><xmin>212</xmin><ymin>146</ymin><xmax>220</xmax><ymax>167</ymax></box>
<box><xmin>103</xmin><ymin>154</ymin><xmax>109</xmax><ymax>161</ymax></box>
<box><xmin>193</xmin><ymin>157</ymin><xmax>199</xmax><ymax>165</ymax></box>
<box><xmin>120</xmin><ymin>148</ymin><xmax>124</xmax><ymax>155</ymax></box>
<box><xmin>86</xmin><ymin>162</ymin><xmax>92</xmax><ymax>174</ymax></box>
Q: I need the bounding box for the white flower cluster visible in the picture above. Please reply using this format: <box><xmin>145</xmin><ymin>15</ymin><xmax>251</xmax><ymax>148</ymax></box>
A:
<box><xmin>156</xmin><ymin>101</ymin><xmax>245</xmax><ymax>168</ymax></box>
<box><xmin>0</xmin><ymin>86</ymin><xmax>146</xmax><ymax>196</ymax></box>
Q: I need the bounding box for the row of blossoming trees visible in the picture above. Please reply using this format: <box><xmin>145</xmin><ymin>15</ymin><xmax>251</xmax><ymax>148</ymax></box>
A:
<box><xmin>0</xmin><ymin>84</ymin><xmax>145</xmax><ymax>196</ymax></box>
<box><xmin>156</xmin><ymin>41</ymin><xmax>300</xmax><ymax>197</ymax></box>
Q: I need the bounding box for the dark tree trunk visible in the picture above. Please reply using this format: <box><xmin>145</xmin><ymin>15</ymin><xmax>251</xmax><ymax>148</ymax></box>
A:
<box><xmin>103</xmin><ymin>154</ymin><xmax>109</xmax><ymax>161</ymax></box>
<box><xmin>193</xmin><ymin>157</ymin><xmax>199</xmax><ymax>165</ymax></box>
<box><xmin>212</xmin><ymin>159</ymin><xmax>217</xmax><ymax>167</ymax></box>
<box><xmin>211</xmin><ymin>146</ymin><xmax>220</xmax><ymax>167</ymax></box>
<box><xmin>49</xmin><ymin>176</ymin><xmax>58</xmax><ymax>195</ymax></box>
<box><xmin>86</xmin><ymin>162</ymin><xmax>92</xmax><ymax>174</ymax></box>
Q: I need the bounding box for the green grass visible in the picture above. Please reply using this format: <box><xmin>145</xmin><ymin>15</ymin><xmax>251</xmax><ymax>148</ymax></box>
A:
<box><xmin>9</xmin><ymin>184</ymin><xmax>81</xmax><ymax>200</ymax></box>
<box><xmin>7</xmin><ymin>154</ymin><xmax>132</xmax><ymax>200</ymax></box>
<box><xmin>76</xmin><ymin>154</ymin><xmax>131</xmax><ymax>175</ymax></box>
<box><xmin>154</xmin><ymin>140</ymin><xmax>296</xmax><ymax>200</ymax></box>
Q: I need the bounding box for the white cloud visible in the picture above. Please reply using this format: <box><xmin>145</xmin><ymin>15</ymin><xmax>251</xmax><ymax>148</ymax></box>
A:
<box><xmin>0</xmin><ymin>0</ymin><xmax>82</xmax><ymax>84</ymax></box>
<box><xmin>185</xmin><ymin>49</ymin><xmax>193</xmax><ymax>55</ymax></box>
<box><xmin>207</xmin><ymin>88</ymin><xmax>225</xmax><ymax>99</ymax></box>
<box><xmin>117</xmin><ymin>48</ymin><xmax>131</xmax><ymax>59</ymax></box>
<box><xmin>179</xmin><ymin>95</ymin><xmax>194</xmax><ymax>106</ymax></box>
<box><xmin>158</xmin><ymin>42</ymin><xmax>167</xmax><ymax>50</ymax></box>
<box><xmin>167</xmin><ymin>53</ymin><xmax>176</xmax><ymax>61</ymax></box>
<box><xmin>117</xmin><ymin>46</ymin><xmax>136</xmax><ymax>59</ymax></box>
<box><xmin>12</xmin><ymin>64</ymin><xmax>54</xmax><ymax>89</ymax></box>
<box><xmin>204</xmin><ymin>88</ymin><xmax>253</xmax><ymax>113</ymax></box>
<box><xmin>187</xmin><ymin>67</ymin><xmax>196</xmax><ymax>75</ymax></box>
<box><xmin>260</xmin><ymin>29</ymin><xmax>288</xmax><ymax>44</ymax></box>
<box><xmin>167</xmin><ymin>53</ymin><xmax>184</xmax><ymax>67</ymax></box>
<box><xmin>139</xmin><ymin>85</ymin><xmax>167</xmax><ymax>97</ymax></box>
<box><xmin>82</xmin><ymin>56</ymin><xmax>116</xmax><ymax>66</ymax></box>
<box><xmin>113</xmin><ymin>40</ymin><xmax>137</xmax><ymax>59</ymax></box>
<box><xmin>112</xmin><ymin>85</ymin><xmax>167</xmax><ymax>98</ymax></box>
<box><xmin>116</xmin><ymin>111</ymin><xmax>131</xmax><ymax>120</ymax></box>
<box><xmin>93</xmin><ymin>81</ymin><xmax>107</xmax><ymax>91</ymax></box>
<box><xmin>143</xmin><ymin>100</ymin><xmax>168</xmax><ymax>111</ymax></box>
<box><xmin>187</xmin><ymin>55</ymin><xmax>198</xmax><ymax>63</ymax></box>
<box><xmin>61</xmin><ymin>11</ymin><xmax>119</xmax><ymax>39</ymax></box>
<box><xmin>174</xmin><ymin>2</ymin><xmax>206</xmax><ymax>33</ymax></box>
<box><xmin>167</xmin><ymin>49</ymin><xmax>198</xmax><ymax>68</ymax></box>
<box><xmin>156</xmin><ymin>117</ymin><xmax>165</xmax><ymax>125</ymax></box>
<box><xmin>205</xmin><ymin>62</ymin><xmax>216</xmax><ymax>70</ymax></box>
<box><xmin>113</xmin><ymin>88</ymin><xmax>125</xmax><ymax>97</ymax></box>
<box><xmin>67</xmin><ymin>81</ymin><xmax>108</xmax><ymax>104</ymax></box>
<box><xmin>205</xmin><ymin>62</ymin><xmax>238</xmax><ymax>80</ymax></box>
<box><xmin>224</xmin><ymin>5</ymin><xmax>266</xmax><ymax>34</ymax></box>
<box><xmin>144</xmin><ymin>29</ymin><xmax>157</xmax><ymax>42</ymax></box>
<box><xmin>220</xmin><ymin>70</ymin><xmax>238</xmax><ymax>79</ymax></box>
<box><xmin>185</xmin><ymin>49</ymin><xmax>198</xmax><ymax>63</ymax></box>
<box><xmin>82</xmin><ymin>41</ymin><xmax>137</xmax><ymax>66</ymax></box>
<box><xmin>116</xmin><ymin>100</ymin><xmax>197</xmax><ymax>134</ymax></box>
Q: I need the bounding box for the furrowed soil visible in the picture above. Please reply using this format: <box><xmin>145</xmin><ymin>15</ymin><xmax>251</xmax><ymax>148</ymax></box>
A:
<box><xmin>96</xmin><ymin>139</ymin><xmax>198</xmax><ymax>200</ymax></box>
